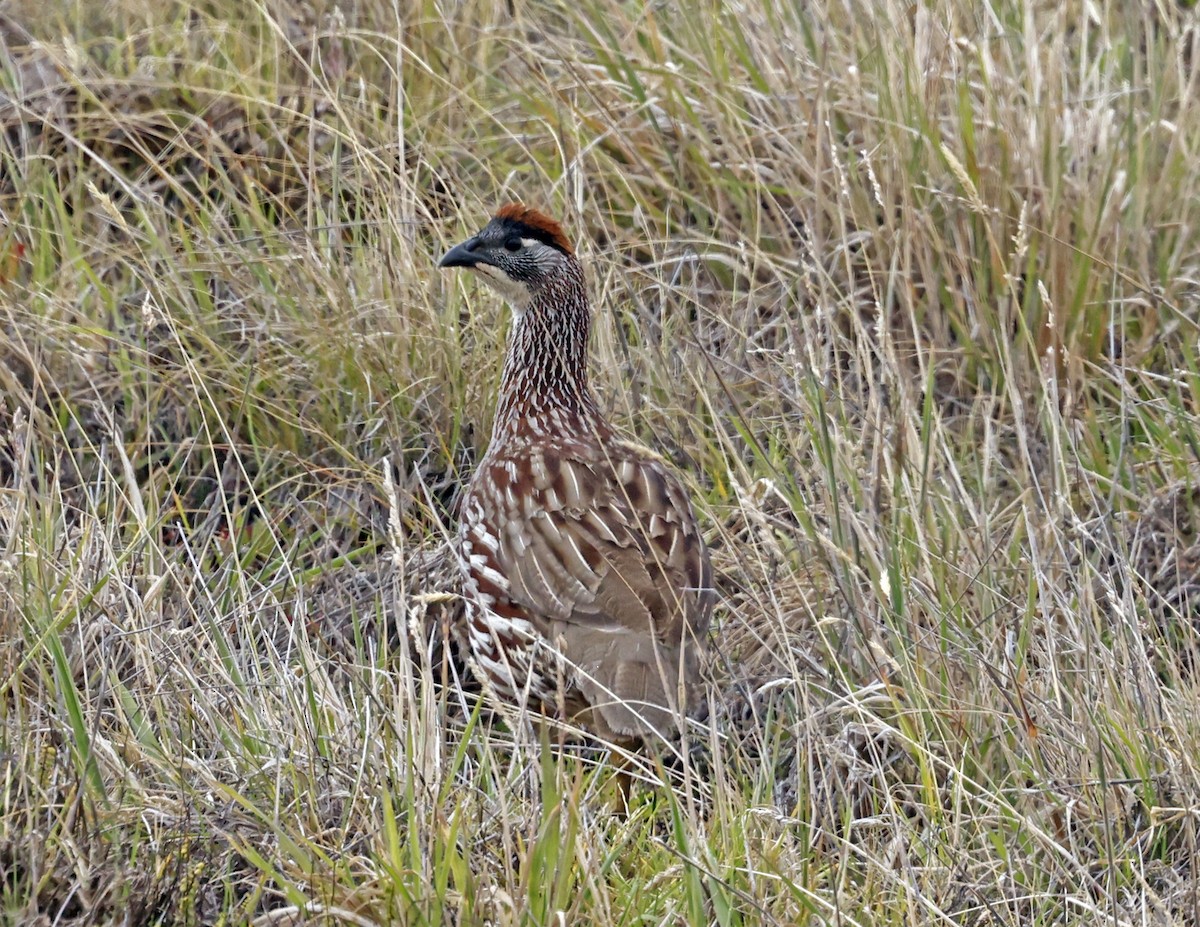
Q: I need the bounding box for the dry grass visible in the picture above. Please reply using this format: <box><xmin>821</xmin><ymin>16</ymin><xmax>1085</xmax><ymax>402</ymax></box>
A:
<box><xmin>3</xmin><ymin>0</ymin><xmax>1200</xmax><ymax>923</ymax></box>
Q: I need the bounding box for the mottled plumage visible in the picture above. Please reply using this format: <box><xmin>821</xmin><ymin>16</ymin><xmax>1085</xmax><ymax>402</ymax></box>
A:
<box><xmin>439</xmin><ymin>204</ymin><xmax>713</xmax><ymax>744</ymax></box>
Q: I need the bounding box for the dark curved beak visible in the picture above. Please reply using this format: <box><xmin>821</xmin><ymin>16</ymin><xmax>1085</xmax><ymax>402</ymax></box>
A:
<box><xmin>438</xmin><ymin>237</ymin><xmax>484</xmax><ymax>269</ymax></box>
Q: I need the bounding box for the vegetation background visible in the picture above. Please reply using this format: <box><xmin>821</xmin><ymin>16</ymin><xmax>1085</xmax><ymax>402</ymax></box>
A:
<box><xmin>2</xmin><ymin>0</ymin><xmax>1200</xmax><ymax>923</ymax></box>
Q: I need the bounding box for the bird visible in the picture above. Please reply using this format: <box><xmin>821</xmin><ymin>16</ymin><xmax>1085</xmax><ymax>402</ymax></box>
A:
<box><xmin>438</xmin><ymin>203</ymin><xmax>714</xmax><ymax>760</ymax></box>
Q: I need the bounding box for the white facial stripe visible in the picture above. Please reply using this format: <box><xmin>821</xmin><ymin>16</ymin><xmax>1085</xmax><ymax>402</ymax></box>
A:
<box><xmin>473</xmin><ymin>263</ymin><xmax>531</xmax><ymax>313</ymax></box>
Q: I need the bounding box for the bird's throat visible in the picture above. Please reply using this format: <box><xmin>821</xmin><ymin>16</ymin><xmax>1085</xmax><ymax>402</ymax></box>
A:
<box><xmin>492</xmin><ymin>273</ymin><xmax>601</xmax><ymax>443</ymax></box>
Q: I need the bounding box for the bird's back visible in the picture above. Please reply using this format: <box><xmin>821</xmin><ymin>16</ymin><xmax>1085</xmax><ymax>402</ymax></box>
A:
<box><xmin>459</xmin><ymin>430</ymin><xmax>712</xmax><ymax>742</ymax></box>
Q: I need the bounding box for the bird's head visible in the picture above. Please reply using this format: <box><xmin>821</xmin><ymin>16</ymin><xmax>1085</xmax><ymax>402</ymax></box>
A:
<box><xmin>438</xmin><ymin>204</ymin><xmax>576</xmax><ymax>312</ymax></box>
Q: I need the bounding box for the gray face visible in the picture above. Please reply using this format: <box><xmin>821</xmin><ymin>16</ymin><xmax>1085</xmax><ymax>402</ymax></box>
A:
<box><xmin>439</xmin><ymin>219</ymin><xmax>569</xmax><ymax>313</ymax></box>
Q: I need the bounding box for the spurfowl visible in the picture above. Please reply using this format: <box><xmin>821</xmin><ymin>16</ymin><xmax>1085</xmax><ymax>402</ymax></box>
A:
<box><xmin>439</xmin><ymin>204</ymin><xmax>713</xmax><ymax>750</ymax></box>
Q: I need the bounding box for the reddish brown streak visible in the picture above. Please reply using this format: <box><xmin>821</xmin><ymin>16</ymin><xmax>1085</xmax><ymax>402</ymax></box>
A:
<box><xmin>494</xmin><ymin>203</ymin><xmax>574</xmax><ymax>254</ymax></box>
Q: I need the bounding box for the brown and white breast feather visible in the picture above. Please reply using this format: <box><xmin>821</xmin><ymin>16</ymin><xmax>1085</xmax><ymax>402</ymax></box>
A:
<box><xmin>458</xmin><ymin>436</ymin><xmax>713</xmax><ymax>740</ymax></box>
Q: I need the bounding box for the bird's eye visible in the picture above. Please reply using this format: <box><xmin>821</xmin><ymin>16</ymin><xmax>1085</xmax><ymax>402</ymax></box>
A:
<box><xmin>504</xmin><ymin>237</ymin><xmax>522</xmax><ymax>252</ymax></box>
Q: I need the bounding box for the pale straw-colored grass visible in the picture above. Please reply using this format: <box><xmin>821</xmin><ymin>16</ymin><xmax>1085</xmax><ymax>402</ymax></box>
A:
<box><xmin>2</xmin><ymin>0</ymin><xmax>1199</xmax><ymax>923</ymax></box>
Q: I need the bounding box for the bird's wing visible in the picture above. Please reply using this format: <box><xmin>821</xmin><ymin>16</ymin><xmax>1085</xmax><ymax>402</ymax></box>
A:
<box><xmin>465</xmin><ymin>439</ymin><xmax>714</xmax><ymax>739</ymax></box>
<box><xmin>495</xmin><ymin>440</ymin><xmax>713</xmax><ymax>646</ymax></box>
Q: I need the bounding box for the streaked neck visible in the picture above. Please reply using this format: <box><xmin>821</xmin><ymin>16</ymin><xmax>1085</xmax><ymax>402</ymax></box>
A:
<box><xmin>492</xmin><ymin>260</ymin><xmax>604</xmax><ymax>443</ymax></box>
